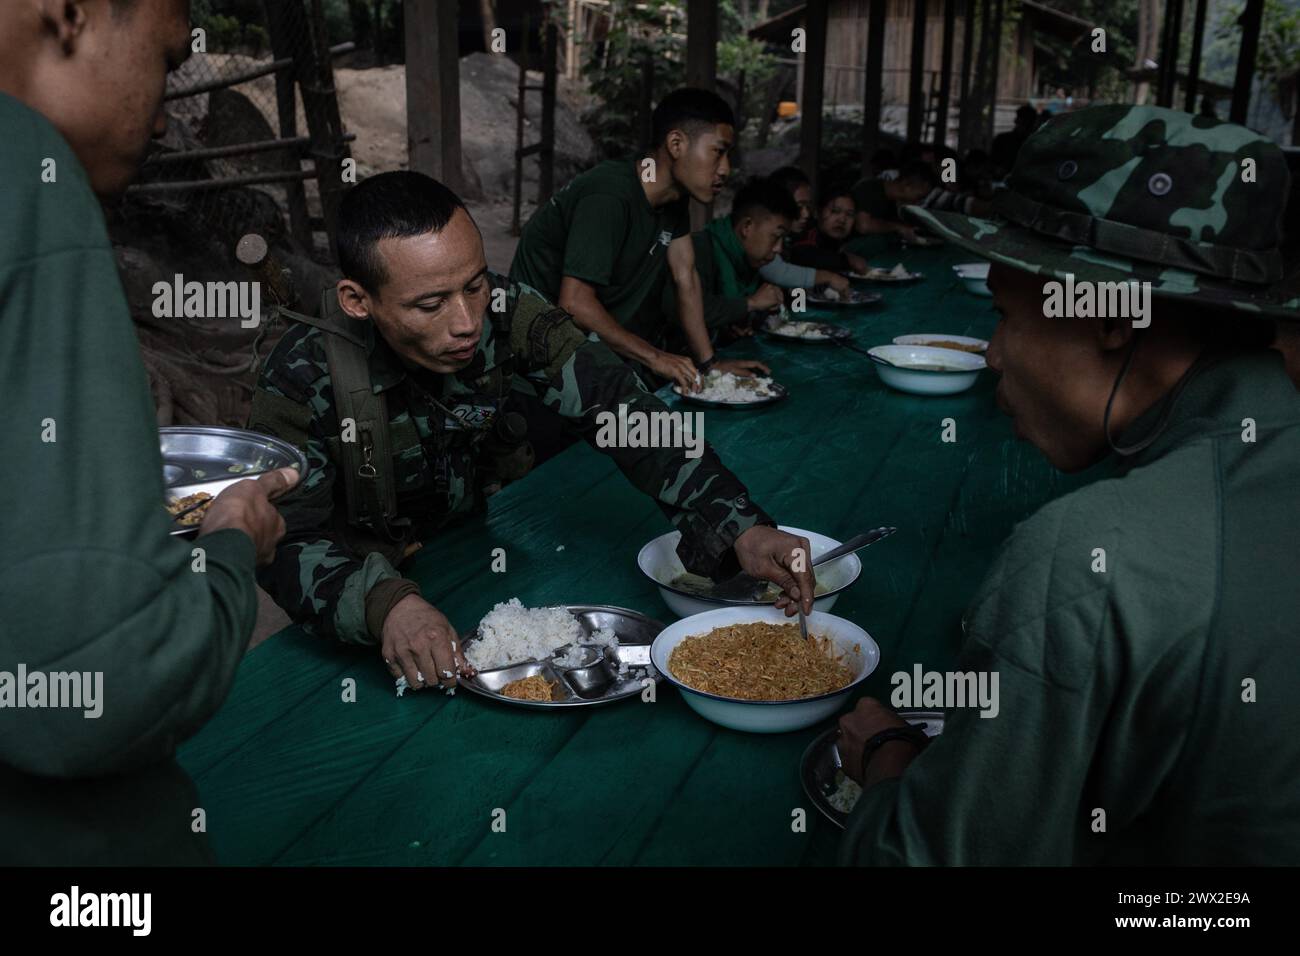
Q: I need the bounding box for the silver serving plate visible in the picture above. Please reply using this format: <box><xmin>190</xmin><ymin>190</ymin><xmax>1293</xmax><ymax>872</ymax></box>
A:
<box><xmin>806</xmin><ymin>290</ymin><xmax>883</xmax><ymax>309</ymax></box>
<box><xmin>800</xmin><ymin>710</ymin><xmax>945</xmax><ymax>829</ymax></box>
<box><xmin>161</xmin><ymin>426</ymin><xmax>309</xmax><ymax>536</ymax></box>
<box><xmin>459</xmin><ymin>605</ymin><xmax>664</xmax><ymax>709</ymax></box>
<box><xmin>848</xmin><ymin>270</ymin><xmax>924</xmax><ymax>283</ymax></box>
<box><xmin>671</xmin><ymin>380</ymin><xmax>789</xmax><ymax>409</ymax></box>
<box><xmin>764</xmin><ymin>321</ymin><xmax>854</xmax><ymax>344</ymax></box>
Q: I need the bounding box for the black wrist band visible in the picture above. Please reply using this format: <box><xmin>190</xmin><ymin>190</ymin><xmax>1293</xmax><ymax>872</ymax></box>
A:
<box><xmin>860</xmin><ymin>725</ymin><xmax>930</xmax><ymax>773</ymax></box>
<box><xmin>695</xmin><ymin>355</ymin><xmax>717</xmax><ymax>373</ymax></box>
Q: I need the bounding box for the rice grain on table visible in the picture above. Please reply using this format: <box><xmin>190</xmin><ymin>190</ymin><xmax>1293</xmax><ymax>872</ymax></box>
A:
<box><xmin>668</xmin><ymin>622</ymin><xmax>854</xmax><ymax>701</ymax></box>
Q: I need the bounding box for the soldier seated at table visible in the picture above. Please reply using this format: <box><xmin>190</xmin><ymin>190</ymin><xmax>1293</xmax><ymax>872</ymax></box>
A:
<box><xmin>836</xmin><ymin>105</ymin><xmax>1300</xmax><ymax>865</ymax></box>
<box><xmin>249</xmin><ymin>171</ymin><xmax>817</xmax><ymax>693</ymax></box>
<box><xmin>509</xmin><ymin>86</ymin><xmax>766</xmax><ymax>392</ymax></box>
<box><xmin>849</xmin><ymin>162</ymin><xmax>935</xmax><ymax>241</ymax></box>
<box><xmin>788</xmin><ymin>185</ymin><xmax>871</xmax><ymax>276</ymax></box>
<box><xmin>659</xmin><ymin>176</ymin><xmax>800</xmax><ymax>350</ymax></box>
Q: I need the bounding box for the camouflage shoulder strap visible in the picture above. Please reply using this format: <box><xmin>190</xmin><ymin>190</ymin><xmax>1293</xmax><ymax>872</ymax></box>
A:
<box><xmin>277</xmin><ymin>290</ymin><xmax>406</xmax><ymax>540</ymax></box>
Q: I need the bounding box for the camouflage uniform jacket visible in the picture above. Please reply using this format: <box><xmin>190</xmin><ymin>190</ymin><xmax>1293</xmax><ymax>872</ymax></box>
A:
<box><xmin>250</xmin><ymin>274</ymin><xmax>772</xmax><ymax>644</ymax></box>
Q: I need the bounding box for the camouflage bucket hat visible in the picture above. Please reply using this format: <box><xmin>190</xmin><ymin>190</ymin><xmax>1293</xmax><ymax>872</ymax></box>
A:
<box><xmin>906</xmin><ymin>105</ymin><xmax>1300</xmax><ymax>320</ymax></box>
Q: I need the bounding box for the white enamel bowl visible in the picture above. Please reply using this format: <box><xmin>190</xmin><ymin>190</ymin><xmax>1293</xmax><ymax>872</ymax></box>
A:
<box><xmin>636</xmin><ymin>525</ymin><xmax>862</xmax><ymax>619</ymax></box>
<box><xmin>651</xmin><ymin>605</ymin><xmax>880</xmax><ymax>733</ymax></box>
<box><xmin>953</xmin><ymin>261</ymin><xmax>992</xmax><ymax>296</ymax></box>
<box><xmin>867</xmin><ymin>344</ymin><xmax>985</xmax><ymax>396</ymax></box>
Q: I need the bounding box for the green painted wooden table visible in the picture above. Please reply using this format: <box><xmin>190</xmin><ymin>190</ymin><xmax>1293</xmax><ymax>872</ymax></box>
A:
<box><xmin>178</xmin><ymin>243</ymin><xmax>1100</xmax><ymax>866</ymax></box>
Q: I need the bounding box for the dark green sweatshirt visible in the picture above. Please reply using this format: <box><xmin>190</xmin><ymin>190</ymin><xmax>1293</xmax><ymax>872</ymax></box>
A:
<box><xmin>841</xmin><ymin>349</ymin><xmax>1300</xmax><ymax>865</ymax></box>
<box><xmin>0</xmin><ymin>93</ymin><xmax>259</xmax><ymax>864</ymax></box>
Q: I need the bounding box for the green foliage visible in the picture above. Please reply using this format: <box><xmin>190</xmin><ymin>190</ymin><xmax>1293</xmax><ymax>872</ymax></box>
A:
<box><xmin>717</xmin><ymin>0</ymin><xmax>780</xmax><ymax>131</ymax></box>
<box><xmin>573</xmin><ymin>0</ymin><xmax>686</xmax><ymax>160</ymax></box>
<box><xmin>1209</xmin><ymin>0</ymin><xmax>1300</xmax><ymax>94</ymax></box>
<box><xmin>1033</xmin><ymin>0</ymin><xmax>1140</xmax><ymax>101</ymax></box>
<box><xmin>568</xmin><ymin>0</ymin><xmax>782</xmax><ymax>160</ymax></box>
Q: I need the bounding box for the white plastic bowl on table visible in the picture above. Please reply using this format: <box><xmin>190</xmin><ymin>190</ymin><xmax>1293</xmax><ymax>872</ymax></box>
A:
<box><xmin>867</xmin><ymin>344</ymin><xmax>985</xmax><ymax>396</ymax></box>
<box><xmin>952</xmin><ymin>261</ymin><xmax>992</xmax><ymax>296</ymax></box>
<box><xmin>636</xmin><ymin>525</ymin><xmax>862</xmax><ymax>619</ymax></box>
<box><xmin>651</xmin><ymin>605</ymin><xmax>880</xmax><ymax>733</ymax></box>
<box><xmin>891</xmin><ymin>333</ymin><xmax>988</xmax><ymax>353</ymax></box>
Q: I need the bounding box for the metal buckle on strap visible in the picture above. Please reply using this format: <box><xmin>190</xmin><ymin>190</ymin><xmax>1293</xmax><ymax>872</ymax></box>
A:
<box><xmin>358</xmin><ymin>435</ymin><xmax>379</xmax><ymax>480</ymax></box>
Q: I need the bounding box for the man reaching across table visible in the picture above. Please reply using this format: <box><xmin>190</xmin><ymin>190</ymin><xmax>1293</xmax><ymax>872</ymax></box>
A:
<box><xmin>251</xmin><ymin>172</ymin><xmax>817</xmax><ymax>694</ymax></box>
<box><xmin>837</xmin><ymin>106</ymin><xmax>1300</xmax><ymax>865</ymax></box>
<box><xmin>509</xmin><ymin>87</ymin><xmax>767</xmax><ymax>388</ymax></box>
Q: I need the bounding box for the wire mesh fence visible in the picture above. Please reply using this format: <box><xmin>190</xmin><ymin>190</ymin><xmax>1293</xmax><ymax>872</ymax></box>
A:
<box><xmin>127</xmin><ymin>0</ymin><xmax>353</xmax><ymax>257</ymax></box>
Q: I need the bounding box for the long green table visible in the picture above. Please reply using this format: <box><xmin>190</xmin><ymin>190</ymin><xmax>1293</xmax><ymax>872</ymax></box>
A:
<box><xmin>178</xmin><ymin>244</ymin><xmax>1101</xmax><ymax>866</ymax></box>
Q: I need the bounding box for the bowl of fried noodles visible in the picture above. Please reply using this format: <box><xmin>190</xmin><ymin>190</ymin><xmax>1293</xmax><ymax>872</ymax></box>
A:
<box><xmin>651</xmin><ymin>606</ymin><xmax>879</xmax><ymax>733</ymax></box>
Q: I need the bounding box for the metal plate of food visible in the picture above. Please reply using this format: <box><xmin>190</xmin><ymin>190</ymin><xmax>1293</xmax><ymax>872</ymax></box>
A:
<box><xmin>458</xmin><ymin>605</ymin><xmax>664</xmax><ymax>709</ymax></box>
<box><xmin>800</xmin><ymin>710</ymin><xmax>945</xmax><ymax>829</ymax></box>
<box><xmin>849</xmin><ymin>266</ymin><xmax>924</xmax><ymax>283</ymax></box>
<box><xmin>805</xmin><ymin>289</ymin><xmax>883</xmax><ymax>309</ymax></box>
<box><xmin>671</xmin><ymin>376</ymin><xmax>789</xmax><ymax>409</ymax></box>
<box><xmin>763</xmin><ymin>318</ymin><xmax>854</xmax><ymax>344</ymax></box>
<box><xmin>161</xmin><ymin>426</ymin><xmax>309</xmax><ymax>536</ymax></box>
<box><xmin>900</xmin><ymin>234</ymin><xmax>944</xmax><ymax>248</ymax></box>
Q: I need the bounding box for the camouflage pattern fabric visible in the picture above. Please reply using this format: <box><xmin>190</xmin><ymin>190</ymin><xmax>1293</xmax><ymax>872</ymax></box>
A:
<box><xmin>252</xmin><ymin>275</ymin><xmax>772</xmax><ymax>644</ymax></box>
<box><xmin>905</xmin><ymin>105</ymin><xmax>1300</xmax><ymax>320</ymax></box>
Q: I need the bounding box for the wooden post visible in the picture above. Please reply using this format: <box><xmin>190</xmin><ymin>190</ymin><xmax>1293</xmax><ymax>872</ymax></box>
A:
<box><xmin>512</xmin><ymin>27</ymin><xmax>529</xmax><ymax>236</ymax></box>
<box><xmin>1229</xmin><ymin>0</ymin><xmax>1263</xmax><ymax>125</ymax></box>
<box><xmin>1157</xmin><ymin>0</ymin><xmax>1184</xmax><ymax>108</ymax></box>
<box><xmin>686</xmin><ymin>0</ymin><xmax>719</xmax><ymax>230</ymax></box>
<box><xmin>907</xmin><ymin>0</ymin><xmax>929</xmax><ymax>143</ymax></box>
<box><xmin>861</xmin><ymin>0</ymin><xmax>887</xmax><ymax>173</ymax></box>
<box><xmin>966</xmin><ymin>0</ymin><xmax>992</xmax><ymax>151</ymax></box>
<box><xmin>405</xmin><ymin>0</ymin><xmax>464</xmax><ymax>194</ymax></box>
<box><xmin>984</xmin><ymin>0</ymin><xmax>1003</xmax><ymax>146</ymax></box>
<box><xmin>799</xmin><ymin>0</ymin><xmax>829</xmax><ymax>199</ymax></box>
<box><xmin>935</xmin><ymin>0</ymin><xmax>956</xmax><ymax>148</ymax></box>
<box><xmin>540</xmin><ymin>19</ymin><xmax>558</xmax><ymax>204</ymax></box>
<box><xmin>638</xmin><ymin>53</ymin><xmax>654</xmax><ymax>153</ymax></box>
<box><xmin>261</xmin><ymin>0</ymin><xmax>311</xmax><ymax>248</ymax></box>
<box><xmin>1184</xmin><ymin>0</ymin><xmax>1208</xmax><ymax>113</ymax></box>
<box><xmin>303</xmin><ymin>0</ymin><xmax>352</xmax><ymax>251</ymax></box>
<box><xmin>686</xmin><ymin>0</ymin><xmax>718</xmax><ymax>91</ymax></box>
<box><xmin>957</xmin><ymin>0</ymin><xmax>977</xmax><ymax>152</ymax></box>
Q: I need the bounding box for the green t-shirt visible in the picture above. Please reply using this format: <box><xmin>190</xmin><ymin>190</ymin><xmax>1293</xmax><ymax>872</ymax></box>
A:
<box><xmin>509</xmin><ymin>158</ymin><xmax>690</xmax><ymax>339</ymax></box>
<box><xmin>0</xmin><ymin>92</ymin><xmax>258</xmax><ymax>864</ymax></box>
<box><xmin>850</xmin><ymin>177</ymin><xmax>897</xmax><ymax>221</ymax></box>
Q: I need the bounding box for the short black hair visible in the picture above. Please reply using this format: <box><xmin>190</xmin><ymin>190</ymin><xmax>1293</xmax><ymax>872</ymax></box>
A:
<box><xmin>337</xmin><ymin>171</ymin><xmax>467</xmax><ymax>292</ymax></box>
<box><xmin>897</xmin><ymin>161</ymin><xmax>939</xmax><ymax>187</ymax></box>
<box><xmin>817</xmin><ymin>182</ymin><xmax>855</xmax><ymax>211</ymax></box>
<box><xmin>651</xmin><ymin>87</ymin><xmax>735</xmax><ymax>147</ymax></box>
<box><xmin>769</xmin><ymin>165</ymin><xmax>811</xmax><ymax>195</ymax></box>
<box><xmin>731</xmin><ymin>177</ymin><xmax>800</xmax><ymax>225</ymax></box>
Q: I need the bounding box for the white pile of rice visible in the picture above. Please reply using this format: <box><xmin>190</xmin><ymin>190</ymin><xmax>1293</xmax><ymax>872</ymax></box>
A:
<box><xmin>771</xmin><ymin>320</ymin><xmax>831</xmax><ymax>340</ymax></box>
<box><xmin>827</xmin><ymin>772</ymin><xmax>863</xmax><ymax>813</ymax></box>
<box><xmin>692</xmin><ymin>370</ymin><xmax>777</xmax><ymax>403</ymax></box>
<box><xmin>467</xmin><ymin>598</ymin><xmax>617</xmax><ymax>671</ymax></box>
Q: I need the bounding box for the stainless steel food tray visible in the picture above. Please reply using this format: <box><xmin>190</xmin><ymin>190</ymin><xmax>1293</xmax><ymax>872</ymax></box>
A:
<box><xmin>161</xmin><ymin>426</ymin><xmax>308</xmax><ymax>536</ymax></box>
<box><xmin>459</xmin><ymin>605</ymin><xmax>664</xmax><ymax>709</ymax></box>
